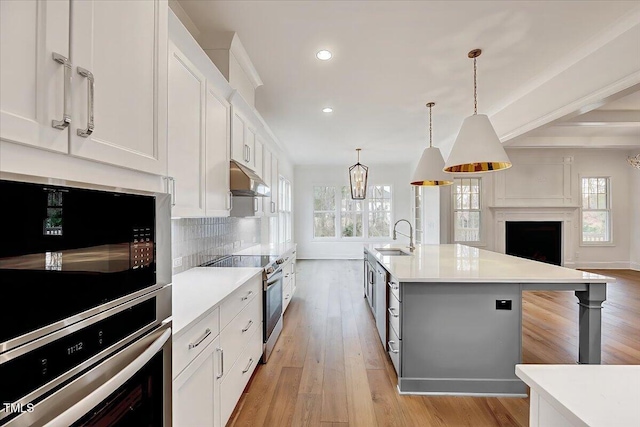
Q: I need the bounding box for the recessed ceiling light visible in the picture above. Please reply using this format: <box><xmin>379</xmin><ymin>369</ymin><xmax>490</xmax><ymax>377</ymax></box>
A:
<box><xmin>322</xmin><ymin>107</ymin><xmax>333</xmax><ymax>113</ymax></box>
<box><xmin>316</xmin><ymin>50</ymin><xmax>332</xmax><ymax>60</ymax></box>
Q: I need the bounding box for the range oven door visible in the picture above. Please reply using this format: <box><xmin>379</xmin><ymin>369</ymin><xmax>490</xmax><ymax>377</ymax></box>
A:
<box><xmin>264</xmin><ymin>270</ymin><xmax>283</xmax><ymax>342</ymax></box>
<box><xmin>4</xmin><ymin>322</ymin><xmax>172</xmax><ymax>427</ymax></box>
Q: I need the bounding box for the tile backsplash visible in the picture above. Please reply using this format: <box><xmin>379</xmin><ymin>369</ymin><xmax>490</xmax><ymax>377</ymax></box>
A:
<box><xmin>171</xmin><ymin>217</ymin><xmax>262</xmax><ymax>274</ymax></box>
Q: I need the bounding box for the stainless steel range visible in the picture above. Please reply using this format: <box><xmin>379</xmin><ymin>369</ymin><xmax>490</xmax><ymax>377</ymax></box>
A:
<box><xmin>202</xmin><ymin>254</ymin><xmax>287</xmax><ymax>363</ymax></box>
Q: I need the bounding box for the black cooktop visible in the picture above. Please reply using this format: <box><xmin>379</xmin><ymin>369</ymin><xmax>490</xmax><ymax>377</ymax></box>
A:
<box><xmin>202</xmin><ymin>255</ymin><xmax>278</xmax><ymax>268</ymax></box>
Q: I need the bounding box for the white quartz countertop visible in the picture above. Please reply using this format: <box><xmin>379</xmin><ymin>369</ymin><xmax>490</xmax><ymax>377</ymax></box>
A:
<box><xmin>172</xmin><ymin>267</ymin><xmax>263</xmax><ymax>338</ymax></box>
<box><xmin>516</xmin><ymin>364</ymin><xmax>640</xmax><ymax>427</ymax></box>
<box><xmin>365</xmin><ymin>244</ymin><xmax>613</xmax><ymax>283</ymax></box>
<box><xmin>233</xmin><ymin>242</ymin><xmax>296</xmax><ymax>257</ymax></box>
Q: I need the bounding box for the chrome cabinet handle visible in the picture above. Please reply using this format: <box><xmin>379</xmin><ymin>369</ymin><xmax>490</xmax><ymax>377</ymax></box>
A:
<box><xmin>242</xmin><ymin>358</ymin><xmax>254</xmax><ymax>374</ymax></box>
<box><xmin>163</xmin><ymin>177</ymin><xmax>176</xmax><ymax>206</ymax></box>
<box><xmin>241</xmin><ymin>290</ymin><xmax>253</xmax><ymax>301</ymax></box>
<box><xmin>228</xmin><ymin>191</ymin><xmax>233</xmax><ymax>211</ymax></box>
<box><xmin>285</xmin><ymin>294</ymin><xmax>290</xmax><ymax>300</ymax></box>
<box><xmin>76</xmin><ymin>67</ymin><xmax>94</xmax><ymax>137</ymax></box>
<box><xmin>241</xmin><ymin>319</ymin><xmax>253</xmax><ymax>333</ymax></box>
<box><xmin>254</xmin><ymin>197</ymin><xmax>258</xmax><ymax>212</ymax></box>
<box><xmin>52</xmin><ymin>52</ymin><xmax>71</xmax><ymax>129</ymax></box>
<box><xmin>388</xmin><ymin>281</ymin><xmax>399</xmax><ymax>291</ymax></box>
<box><xmin>271</xmin><ymin>201</ymin><xmax>276</xmax><ymax>213</ymax></box>
<box><xmin>247</xmin><ymin>145</ymin><xmax>251</xmax><ymax>163</ymax></box>
<box><xmin>216</xmin><ymin>347</ymin><xmax>224</xmax><ymax>379</ymax></box>
<box><xmin>188</xmin><ymin>328</ymin><xmax>211</xmax><ymax>349</ymax></box>
<box><xmin>388</xmin><ymin>340</ymin><xmax>399</xmax><ymax>354</ymax></box>
<box><xmin>388</xmin><ymin>307</ymin><xmax>399</xmax><ymax>318</ymax></box>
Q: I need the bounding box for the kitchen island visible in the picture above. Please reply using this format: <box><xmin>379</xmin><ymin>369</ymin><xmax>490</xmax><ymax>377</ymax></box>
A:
<box><xmin>363</xmin><ymin>244</ymin><xmax>614</xmax><ymax>396</ymax></box>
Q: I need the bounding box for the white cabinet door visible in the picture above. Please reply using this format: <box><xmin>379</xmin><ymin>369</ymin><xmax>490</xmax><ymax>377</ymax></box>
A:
<box><xmin>173</xmin><ymin>337</ymin><xmax>222</xmax><ymax>427</ymax></box>
<box><xmin>245</xmin><ymin>126</ymin><xmax>256</xmax><ymax>170</ymax></box>
<box><xmin>0</xmin><ymin>0</ymin><xmax>70</xmax><ymax>153</ymax></box>
<box><xmin>231</xmin><ymin>109</ymin><xmax>246</xmax><ymax>166</ymax></box>
<box><xmin>253</xmin><ymin>134</ymin><xmax>263</xmax><ymax>178</ymax></box>
<box><xmin>262</xmin><ymin>147</ymin><xmax>272</xmax><ymax>215</ymax></box>
<box><xmin>271</xmin><ymin>156</ymin><xmax>279</xmax><ymax>215</ymax></box>
<box><xmin>168</xmin><ymin>43</ymin><xmax>206</xmax><ymax>218</ymax></box>
<box><xmin>69</xmin><ymin>0</ymin><xmax>168</xmax><ymax>175</ymax></box>
<box><xmin>205</xmin><ymin>83</ymin><xmax>232</xmax><ymax>217</ymax></box>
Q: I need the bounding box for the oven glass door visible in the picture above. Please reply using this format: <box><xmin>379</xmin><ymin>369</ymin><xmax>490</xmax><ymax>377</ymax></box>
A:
<box><xmin>265</xmin><ymin>271</ymin><xmax>283</xmax><ymax>340</ymax></box>
<box><xmin>0</xmin><ymin>179</ymin><xmax>156</xmax><ymax>350</ymax></box>
<box><xmin>71</xmin><ymin>351</ymin><xmax>164</xmax><ymax>427</ymax></box>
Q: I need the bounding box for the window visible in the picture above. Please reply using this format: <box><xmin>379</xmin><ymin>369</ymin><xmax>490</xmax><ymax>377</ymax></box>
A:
<box><xmin>312</xmin><ymin>184</ymin><xmax>392</xmax><ymax>239</ymax></box>
<box><xmin>368</xmin><ymin>185</ymin><xmax>392</xmax><ymax>237</ymax></box>
<box><xmin>581</xmin><ymin>177</ymin><xmax>611</xmax><ymax>243</ymax></box>
<box><xmin>452</xmin><ymin>178</ymin><xmax>481</xmax><ymax>242</ymax></box>
<box><xmin>340</xmin><ymin>187</ymin><xmax>363</xmax><ymax>237</ymax></box>
<box><xmin>279</xmin><ymin>176</ymin><xmax>292</xmax><ymax>243</ymax></box>
<box><xmin>414</xmin><ymin>186</ymin><xmax>423</xmax><ymax>244</ymax></box>
<box><xmin>313</xmin><ymin>186</ymin><xmax>336</xmax><ymax>238</ymax></box>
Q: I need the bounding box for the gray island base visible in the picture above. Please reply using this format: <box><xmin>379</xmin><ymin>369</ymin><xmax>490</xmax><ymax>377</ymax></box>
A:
<box><xmin>363</xmin><ymin>244</ymin><xmax>612</xmax><ymax>397</ymax></box>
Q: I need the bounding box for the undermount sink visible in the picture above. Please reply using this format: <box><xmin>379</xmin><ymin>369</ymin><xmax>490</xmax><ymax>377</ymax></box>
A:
<box><xmin>375</xmin><ymin>248</ymin><xmax>412</xmax><ymax>256</ymax></box>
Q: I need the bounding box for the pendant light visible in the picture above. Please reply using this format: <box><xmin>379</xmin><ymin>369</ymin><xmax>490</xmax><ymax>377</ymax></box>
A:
<box><xmin>444</xmin><ymin>49</ymin><xmax>511</xmax><ymax>173</ymax></box>
<box><xmin>411</xmin><ymin>102</ymin><xmax>453</xmax><ymax>186</ymax></box>
<box><xmin>349</xmin><ymin>148</ymin><xmax>368</xmax><ymax>199</ymax></box>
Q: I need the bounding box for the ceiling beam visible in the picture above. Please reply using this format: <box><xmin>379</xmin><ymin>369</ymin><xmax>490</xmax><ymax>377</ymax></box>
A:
<box><xmin>507</xmin><ymin>136</ymin><xmax>640</xmax><ymax>149</ymax></box>
<box><xmin>492</xmin><ymin>12</ymin><xmax>640</xmax><ymax>145</ymax></box>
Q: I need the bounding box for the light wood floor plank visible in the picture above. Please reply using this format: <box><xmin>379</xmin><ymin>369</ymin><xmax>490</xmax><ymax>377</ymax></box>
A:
<box><xmin>228</xmin><ymin>260</ymin><xmax>640</xmax><ymax>426</ymax></box>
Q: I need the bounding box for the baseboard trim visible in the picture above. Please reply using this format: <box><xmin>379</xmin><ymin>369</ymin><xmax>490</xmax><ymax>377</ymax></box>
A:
<box><xmin>566</xmin><ymin>261</ymin><xmax>631</xmax><ymax>269</ymax></box>
<box><xmin>631</xmin><ymin>262</ymin><xmax>640</xmax><ymax>272</ymax></box>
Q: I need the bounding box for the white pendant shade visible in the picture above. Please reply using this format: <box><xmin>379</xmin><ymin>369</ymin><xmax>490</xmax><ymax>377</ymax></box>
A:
<box><xmin>411</xmin><ymin>147</ymin><xmax>453</xmax><ymax>186</ymax></box>
<box><xmin>444</xmin><ymin>114</ymin><xmax>511</xmax><ymax>173</ymax></box>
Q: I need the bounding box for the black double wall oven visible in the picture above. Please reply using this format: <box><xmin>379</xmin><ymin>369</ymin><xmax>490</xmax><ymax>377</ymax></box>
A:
<box><xmin>0</xmin><ymin>177</ymin><xmax>172</xmax><ymax>427</ymax></box>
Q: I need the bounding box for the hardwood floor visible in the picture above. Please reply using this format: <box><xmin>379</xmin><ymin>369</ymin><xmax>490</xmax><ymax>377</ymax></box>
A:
<box><xmin>228</xmin><ymin>261</ymin><xmax>640</xmax><ymax>427</ymax></box>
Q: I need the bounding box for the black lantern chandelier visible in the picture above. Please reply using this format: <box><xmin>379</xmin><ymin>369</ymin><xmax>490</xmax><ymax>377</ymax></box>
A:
<box><xmin>349</xmin><ymin>148</ymin><xmax>368</xmax><ymax>200</ymax></box>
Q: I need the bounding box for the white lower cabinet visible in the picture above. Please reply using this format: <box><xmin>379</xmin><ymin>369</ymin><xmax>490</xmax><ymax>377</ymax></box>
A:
<box><xmin>173</xmin><ymin>275</ymin><xmax>263</xmax><ymax>427</ymax></box>
<box><xmin>220</xmin><ymin>325</ymin><xmax>263</xmax><ymax>425</ymax></box>
<box><xmin>173</xmin><ymin>336</ymin><xmax>222</xmax><ymax>427</ymax></box>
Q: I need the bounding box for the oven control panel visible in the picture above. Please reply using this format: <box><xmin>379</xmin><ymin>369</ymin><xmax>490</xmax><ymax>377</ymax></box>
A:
<box><xmin>131</xmin><ymin>227</ymin><xmax>153</xmax><ymax>269</ymax></box>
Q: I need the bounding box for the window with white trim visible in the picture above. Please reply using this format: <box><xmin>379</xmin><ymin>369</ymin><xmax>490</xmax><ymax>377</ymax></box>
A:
<box><xmin>311</xmin><ymin>185</ymin><xmax>392</xmax><ymax>239</ymax></box>
<box><xmin>452</xmin><ymin>178</ymin><xmax>481</xmax><ymax>242</ymax></box>
<box><xmin>313</xmin><ymin>186</ymin><xmax>336</xmax><ymax>238</ymax></box>
<box><xmin>414</xmin><ymin>186</ymin><xmax>423</xmax><ymax>244</ymax></box>
<box><xmin>581</xmin><ymin>177</ymin><xmax>611</xmax><ymax>243</ymax></box>
<box><xmin>279</xmin><ymin>176</ymin><xmax>292</xmax><ymax>243</ymax></box>
<box><xmin>368</xmin><ymin>185</ymin><xmax>392</xmax><ymax>238</ymax></box>
<box><xmin>340</xmin><ymin>187</ymin><xmax>363</xmax><ymax>237</ymax></box>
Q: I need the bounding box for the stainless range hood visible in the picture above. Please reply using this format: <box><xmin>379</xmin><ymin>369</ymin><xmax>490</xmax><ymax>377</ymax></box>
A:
<box><xmin>230</xmin><ymin>160</ymin><xmax>270</xmax><ymax>197</ymax></box>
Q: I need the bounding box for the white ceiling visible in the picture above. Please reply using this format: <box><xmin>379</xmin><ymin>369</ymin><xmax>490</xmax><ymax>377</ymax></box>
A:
<box><xmin>178</xmin><ymin>0</ymin><xmax>640</xmax><ymax>165</ymax></box>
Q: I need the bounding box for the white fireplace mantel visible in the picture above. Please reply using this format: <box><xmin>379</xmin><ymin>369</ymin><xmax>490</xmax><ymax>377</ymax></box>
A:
<box><xmin>489</xmin><ymin>205</ymin><xmax>580</xmax><ymax>267</ymax></box>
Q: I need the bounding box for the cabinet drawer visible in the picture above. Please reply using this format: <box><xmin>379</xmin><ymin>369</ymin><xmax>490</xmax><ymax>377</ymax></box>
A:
<box><xmin>388</xmin><ymin>276</ymin><xmax>400</xmax><ymax>302</ymax></box>
<box><xmin>388</xmin><ymin>320</ymin><xmax>401</xmax><ymax>375</ymax></box>
<box><xmin>220</xmin><ymin>274</ymin><xmax>262</xmax><ymax>328</ymax></box>
<box><xmin>220</xmin><ymin>293</ymin><xmax>262</xmax><ymax>379</ymax></box>
<box><xmin>220</xmin><ymin>324</ymin><xmax>263</xmax><ymax>426</ymax></box>
<box><xmin>173</xmin><ymin>307</ymin><xmax>220</xmax><ymax>379</ymax></box>
<box><xmin>388</xmin><ymin>289</ymin><xmax>401</xmax><ymax>338</ymax></box>
<box><xmin>283</xmin><ymin>280</ymin><xmax>293</xmax><ymax>313</ymax></box>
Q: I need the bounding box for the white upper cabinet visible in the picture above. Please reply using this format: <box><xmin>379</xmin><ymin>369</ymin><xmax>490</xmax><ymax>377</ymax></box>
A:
<box><xmin>168</xmin><ymin>42</ymin><xmax>206</xmax><ymax>218</ymax></box>
<box><xmin>231</xmin><ymin>108</ymin><xmax>247</xmax><ymax>166</ymax></box>
<box><xmin>69</xmin><ymin>0</ymin><xmax>168</xmax><ymax>175</ymax></box>
<box><xmin>253</xmin><ymin>134</ymin><xmax>263</xmax><ymax>178</ymax></box>
<box><xmin>262</xmin><ymin>146</ymin><xmax>272</xmax><ymax>215</ymax></box>
<box><xmin>205</xmin><ymin>83</ymin><xmax>232</xmax><ymax>217</ymax></box>
<box><xmin>0</xmin><ymin>0</ymin><xmax>70</xmax><ymax>153</ymax></box>
<box><xmin>231</xmin><ymin>107</ymin><xmax>263</xmax><ymax>175</ymax></box>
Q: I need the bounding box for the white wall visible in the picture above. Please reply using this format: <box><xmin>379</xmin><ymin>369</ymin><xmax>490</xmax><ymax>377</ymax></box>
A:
<box><xmin>456</xmin><ymin>148</ymin><xmax>634</xmax><ymax>269</ymax></box>
<box><xmin>294</xmin><ymin>164</ymin><xmax>412</xmax><ymax>259</ymax></box>
<box><xmin>630</xmin><ymin>163</ymin><xmax>640</xmax><ymax>271</ymax></box>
